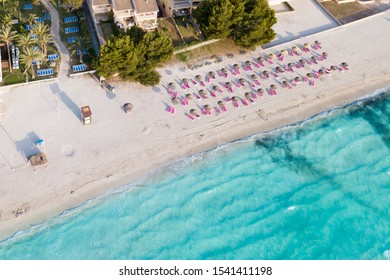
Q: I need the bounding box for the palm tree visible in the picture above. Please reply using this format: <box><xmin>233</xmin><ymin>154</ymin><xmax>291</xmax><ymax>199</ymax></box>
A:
<box><xmin>17</xmin><ymin>33</ymin><xmax>36</xmax><ymax>49</ymax></box>
<box><xmin>25</xmin><ymin>13</ymin><xmax>37</xmax><ymax>33</ymax></box>
<box><xmin>1</xmin><ymin>13</ymin><xmax>13</xmax><ymax>27</ymax></box>
<box><xmin>32</xmin><ymin>22</ymin><xmax>50</xmax><ymax>38</ymax></box>
<box><xmin>19</xmin><ymin>47</ymin><xmax>40</xmax><ymax>81</ymax></box>
<box><xmin>69</xmin><ymin>37</ymin><xmax>88</xmax><ymax>63</ymax></box>
<box><xmin>38</xmin><ymin>32</ymin><xmax>52</xmax><ymax>55</ymax></box>
<box><xmin>0</xmin><ymin>25</ymin><xmax>17</xmax><ymax>73</ymax></box>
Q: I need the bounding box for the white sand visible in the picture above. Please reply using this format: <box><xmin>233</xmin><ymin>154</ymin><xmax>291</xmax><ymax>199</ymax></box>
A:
<box><xmin>0</xmin><ymin>10</ymin><xmax>390</xmax><ymax>240</ymax></box>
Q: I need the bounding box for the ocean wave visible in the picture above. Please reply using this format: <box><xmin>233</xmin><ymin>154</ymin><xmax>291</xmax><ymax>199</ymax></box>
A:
<box><xmin>383</xmin><ymin>250</ymin><xmax>390</xmax><ymax>260</ymax></box>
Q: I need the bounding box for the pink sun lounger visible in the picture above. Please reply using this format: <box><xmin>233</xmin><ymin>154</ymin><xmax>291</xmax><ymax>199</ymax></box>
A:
<box><xmin>304</xmin><ymin>77</ymin><xmax>308</xmax><ymax>83</ymax></box>
<box><xmin>295</xmin><ymin>63</ymin><xmax>301</xmax><ymax>69</ymax></box>
<box><xmin>233</xmin><ymin>101</ymin><xmax>239</xmax><ymax>107</ymax></box>
<box><xmin>260</xmin><ymin>62</ymin><xmax>265</xmax><ymax>67</ymax></box>
<box><xmin>224</xmin><ymin>73</ymin><xmax>228</xmax><ymax>78</ymax></box>
<box><xmin>195</xmin><ymin>93</ymin><xmax>201</xmax><ymax>99</ymax></box>
<box><xmin>182</xmin><ymin>98</ymin><xmax>189</xmax><ymax>106</ymax></box>
<box><xmin>202</xmin><ymin>108</ymin><xmax>208</xmax><ymax>115</ymax></box>
<box><xmin>191</xmin><ymin>79</ymin><xmax>197</xmax><ymax>85</ymax></box>
<box><xmin>215</xmin><ymin>107</ymin><xmax>221</xmax><ymax>113</ymax></box>
<box><xmin>250</xmin><ymin>81</ymin><xmax>255</xmax><ymax>87</ymax></box>
<box><xmin>249</xmin><ymin>98</ymin><xmax>255</xmax><ymax>103</ymax></box>
<box><xmin>232</xmin><ymin>70</ymin><xmax>237</xmax><ymax>75</ymax></box>
<box><xmin>211</xmin><ymin>91</ymin><xmax>216</xmax><ymax>97</ymax></box>
<box><xmin>236</xmin><ymin>70</ymin><xmax>241</xmax><ymax>74</ymax></box>
<box><xmin>342</xmin><ymin>65</ymin><xmax>349</xmax><ymax>71</ymax></box>
<box><xmin>287</xmin><ymin>83</ymin><xmax>293</xmax><ymax>89</ymax></box>
<box><xmin>267</xmin><ymin>58</ymin><xmax>273</xmax><ymax>64</ymax></box>
<box><xmin>255</xmin><ymin>80</ymin><xmax>261</xmax><ymax>85</ymax></box>
<box><xmin>307</xmin><ymin>59</ymin><xmax>312</xmax><ymax>65</ymax></box>
<box><xmin>222</xmin><ymin>105</ymin><xmax>227</xmax><ymax>112</ymax></box>
<box><xmin>253</xmin><ymin>93</ymin><xmax>258</xmax><ymax>99</ymax></box>
<box><xmin>310</xmin><ymin>80</ymin><xmax>315</xmax><ymax>87</ymax></box>
<box><xmin>168</xmin><ymin>106</ymin><xmax>176</xmax><ymax>114</ymax></box>
<box><xmin>187</xmin><ymin>114</ymin><xmax>194</xmax><ymax>121</ymax></box>
<box><xmin>235</xmin><ymin>82</ymin><xmax>241</xmax><ymax>88</ymax></box>
<box><xmin>181</xmin><ymin>84</ymin><xmax>186</xmax><ymax>89</ymax></box>
<box><xmin>254</xmin><ymin>63</ymin><xmax>260</xmax><ymax>68</ymax></box>
<box><xmin>173</xmin><ymin>92</ymin><xmax>178</xmax><ymax>99</ymax></box>
<box><xmin>206</xmin><ymin>77</ymin><xmax>211</xmax><ymax>83</ymax></box>
<box><xmin>289</xmin><ymin>50</ymin><xmax>294</xmax><ymax>56</ymax></box>
<box><xmin>242</xmin><ymin>99</ymin><xmax>248</xmax><ymax>106</ymax></box>
<box><xmin>200</xmin><ymin>81</ymin><xmax>205</xmax><ymax>86</ymax></box>
<box><xmin>229</xmin><ymin>87</ymin><xmax>233</xmax><ymax>93</ymax></box>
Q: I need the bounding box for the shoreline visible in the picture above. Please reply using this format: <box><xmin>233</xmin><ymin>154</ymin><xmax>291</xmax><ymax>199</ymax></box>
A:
<box><xmin>1</xmin><ymin>10</ymin><xmax>390</xmax><ymax>241</ymax></box>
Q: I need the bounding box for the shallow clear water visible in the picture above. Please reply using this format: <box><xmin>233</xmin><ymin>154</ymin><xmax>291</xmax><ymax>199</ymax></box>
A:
<box><xmin>1</xmin><ymin>89</ymin><xmax>390</xmax><ymax>260</ymax></box>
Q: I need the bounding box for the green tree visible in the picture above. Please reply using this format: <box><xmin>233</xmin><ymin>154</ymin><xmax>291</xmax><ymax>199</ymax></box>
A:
<box><xmin>0</xmin><ymin>25</ymin><xmax>17</xmax><ymax>73</ymax></box>
<box><xmin>62</xmin><ymin>0</ymin><xmax>84</xmax><ymax>12</ymax></box>
<box><xmin>32</xmin><ymin>22</ymin><xmax>50</xmax><ymax>53</ymax></box>
<box><xmin>193</xmin><ymin>0</ymin><xmax>237</xmax><ymax>39</ymax></box>
<box><xmin>231</xmin><ymin>0</ymin><xmax>276</xmax><ymax>48</ymax></box>
<box><xmin>17</xmin><ymin>33</ymin><xmax>37</xmax><ymax>49</ymax></box>
<box><xmin>141</xmin><ymin>31</ymin><xmax>173</xmax><ymax>65</ymax></box>
<box><xmin>193</xmin><ymin>0</ymin><xmax>276</xmax><ymax>48</ymax></box>
<box><xmin>69</xmin><ymin>37</ymin><xmax>89</xmax><ymax>63</ymax></box>
<box><xmin>25</xmin><ymin>13</ymin><xmax>37</xmax><ymax>33</ymax></box>
<box><xmin>1</xmin><ymin>13</ymin><xmax>13</xmax><ymax>27</ymax></box>
<box><xmin>19</xmin><ymin>47</ymin><xmax>40</xmax><ymax>81</ymax></box>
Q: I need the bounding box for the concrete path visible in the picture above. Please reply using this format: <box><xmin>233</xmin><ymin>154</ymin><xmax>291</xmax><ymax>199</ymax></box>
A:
<box><xmin>41</xmin><ymin>0</ymin><xmax>70</xmax><ymax>79</ymax></box>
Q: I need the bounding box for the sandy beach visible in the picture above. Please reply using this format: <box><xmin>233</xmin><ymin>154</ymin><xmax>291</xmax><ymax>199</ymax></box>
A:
<box><xmin>0</xmin><ymin>9</ymin><xmax>390</xmax><ymax>241</ymax></box>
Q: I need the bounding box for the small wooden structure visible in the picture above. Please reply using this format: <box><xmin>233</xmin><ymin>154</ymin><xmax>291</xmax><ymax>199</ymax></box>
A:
<box><xmin>123</xmin><ymin>103</ymin><xmax>133</xmax><ymax>114</ymax></box>
<box><xmin>81</xmin><ymin>106</ymin><xmax>92</xmax><ymax>125</ymax></box>
<box><xmin>29</xmin><ymin>153</ymin><xmax>48</xmax><ymax>166</ymax></box>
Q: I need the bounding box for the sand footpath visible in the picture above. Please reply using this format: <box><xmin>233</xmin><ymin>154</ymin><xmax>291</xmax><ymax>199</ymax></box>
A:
<box><xmin>0</xmin><ymin>10</ymin><xmax>389</xmax><ymax>240</ymax></box>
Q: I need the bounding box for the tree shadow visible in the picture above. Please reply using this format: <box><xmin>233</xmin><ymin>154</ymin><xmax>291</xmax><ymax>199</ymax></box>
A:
<box><xmin>165</xmin><ymin>69</ymin><xmax>172</xmax><ymax>75</ymax></box>
<box><xmin>14</xmin><ymin>131</ymin><xmax>42</xmax><ymax>159</ymax></box>
<box><xmin>50</xmin><ymin>83</ymin><xmax>81</xmax><ymax>121</ymax></box>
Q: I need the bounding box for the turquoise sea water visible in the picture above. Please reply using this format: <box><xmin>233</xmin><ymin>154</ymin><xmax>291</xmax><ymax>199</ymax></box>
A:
<box><xmin>1</xmin><ymin>88</ymin><xmax>390</xmax><ymax>260</ymax></box>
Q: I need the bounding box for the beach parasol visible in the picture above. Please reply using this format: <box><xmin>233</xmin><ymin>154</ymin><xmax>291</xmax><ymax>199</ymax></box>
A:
<box><xmin>186</xmin><ymin>93</ymin><xmax>193</xmax><ymax>100</ymax></box>
<box><xmin>268</xmin><ymin>53</ymin><xmax>276</xmax><ymax>59</ymax></box>
<box><xmin>257</xmin><ymin>88</ymin><xmax>265</xmax><ymax>94</ymax></box>
<box><xmin>322</xmin><ymin>52</ymin><xmax>328</xmax><ymax>58</ymax></box>
<box><xmin>209</xmin><ymin>71</ymin><xmax>216</xmax><ymax>78</ymax></box>
<box><xmin>221</xmin><ymin>68</ymin><xmax>228</xmax><ymax>73</ymax></box>
<box><xmin>172</xmin><ymin>98</ymin><xmax>179</xmax><ymax>105</ymax></box>
<box><xmin>218</xmin><ymin>100</ymin><xmax>225</xmax><ymax>107</ymax></box>
<box><xmin>190</xmin><ymin>109</ymin><xmax>199</xmax><ymax>116</ymax></box>
<box><xmin>288</xmin><ymin>63</ymin><xmax>294</xmax><ymax>68</ymax></box>
<box><xmin>307</xmin><ymin>73</ymin><xmax>314</xmax><ymax>78</ymax></box>
<box><xmin>245</xmin><ymin>61</ymin><xmax>252</xmax><ymax>66</ymax></box>
<box><xmin>315</xmin><ymin>40</ymin><xmax>321</xmax><ymax>45</ymax></box>
<box><xmin>233</xmin><ymin>64</ymin><xmax>240</xmax><ymax>70</ymax></box>
<box><xmin>292</xmin><ymin>46</ymin><xmax>299</xmax><ymax>52</ymax></box>
<box><xmin>232</xmin><ymin>96</ymin><xmax>239</xmax><ymax>102</ymax></box>
<box><xmin>299</xmin><ymin>59</ymin><xmax>305</xmax><ymax>66</ymax></box>
<box><xmin>199</xmin><ymin>89</ymin><xmax>207</xmax><ymax>97</ymax></box>
<box><xmin>257</xmin><ymin>56</ymin><xmax>265</xmax><ymax>63</ymax></box>
<box><xmin>226</xmin><ymin>82</ymin><xmax>232</xmax><ymax>88</ymax></box>
<box><xmin>311</xmin><ymin>56</ymin><xmax>317</xmax><ymax>61</ymax></box>
<box><xmin>294</xmin><ymin>77</ymin><xmax>302</xmax><ymax>83</ymax></box>
<box><xmin>318</xmin><ymin>69</ymin><xmax>325</xmax><ymax>76</ymax></box>
<box><xmin>213</xmin><ymin>85</ymin><xmax>220</xmax><ymax>91</ymax></box>
<box><xmin>195</xmin><ymin>75</ymin><xmax>203</xmax><ymax>81</ymax></box>
<box><xmin>168</xmin><ymin>82</ymin><xmax>176</xmax><ymax>89</ymax></box>
<box><xmin>303</xmin><ymin>43</ymin><xmax>310</xmax><ymax>50</ymax></box>
<box><xmin>276</xmin><ymin>66</ymin><xmax>284</xmax><ymax>73</ymax></box>
<box><xmin>269</xmin><ymin>53</ymin><xmax>276</xmax><ymax>60</ymax></box>
<box><xmin>204</xmin><ymin>104</ymin><xmax>212</xmax><ymax>111</ymax></box>
<box><xmin>270</xmin><ymin>84</ymin><xmax>277</xmax><ymax>89</ymax></box>
<box><xmin>182</xmin><ymin>78</ymin><xmax>189</xmax><ymax>84</ymax></box>
<box><xmin>123</xmin><ymin>103</ymin><xmax>133</xmax><ymax>114</ymax></box>
<box><xmin>251</xmin><ymin>74</ymin><xmax>257</xmax><ymax>80</ymax></box>
<box><xmin>282</xmin><ymin>81</ymin><xmax>288</xmax><ymax>87</ymax></box>
<box><xmin>245</xmin><ymin>92</ymin><xmax>252</xmax><ymax>99</ymax></box>
<box><xmin>263</xmin><ymin>70</ymin><xmax>269</xmax><ymax>76</ymax></box>
<box><xmin>239</xmin><ymin>78</ymin><xmax>246</xmax><ymax>84</ymax></box>
<box><xmin>341</xmin><ymin>62</ymin><xmax>349</xmax><ymax>67</ymax></box>
<box><xmin>330</xmin><ymin>65</ymin><xmax>338</xmax><ymax>71</ymax></box>
<box><xmin>280</xmin><ymin>49</ymin><xmax>288</xmax><ymax>55</ymax></box>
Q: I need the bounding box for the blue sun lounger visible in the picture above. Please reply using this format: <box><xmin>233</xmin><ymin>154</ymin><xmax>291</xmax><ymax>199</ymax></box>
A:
<box><xmin>23</xmin><ymin>4</ymin><xmax>33</xmax><ymax>10</ymax></box>
<box><xmin>37</xmin><ymin>68</ymin><xmax>53</xmax><ymax>77</ymax></box>
<box><xmin>35</xmin><ymin>17</ymin><xmax>44</xmax><ymax>23</ymax></box>
<box><xmin>72</xmin><ymin>64</ymin><xmax>86</xmax><ymax>72</ymax></box>
<box><xmin>32</xmin><ymin>60</ymin><xmax>42</xmax><ymax>66</ymax></box>
<box><xmin>33</xmin><ymin>46</ymin><xmax>40</xmax><ymax>51</ymax></box>
<box><xmin>76</xmin><ymin>49</ymin><xmax>88</xmax><ymax>55</ymax></box>
<box><xmin>25</xmin><ymin>25</ymin><xmax>31</xmax><ymax>31</ymax></box>
<box><xmin>43</xmin><ymin>13</ymin><xmax>51</xmax><ymax>20</ymax></box>
<box><xmin>64</xmin><ymin>16</ymin><xmax>78</xmax><ymax>23</ymax></box>
<box><xmin>67</xmin><ymin>36</ymin><xmax>78</xmax><ymax>43</ymax></box>
<box><xmin>47</xmin><ymin>53</ymin><xmax>59</xmax><ymax>61</ymax></box>
<box><xmin>31</xmin><ymin>34</ymin><xmax>38</xmax><ymax>39</ymax></box>
<box><xmin>64</xmin><ymin>26</ymin><xmax>79</xmax><ymax>34</ymax></box>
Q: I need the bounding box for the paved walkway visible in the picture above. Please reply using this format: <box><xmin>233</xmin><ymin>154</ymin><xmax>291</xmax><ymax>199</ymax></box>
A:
<box><xmin>41</xmin><ymin>0</ymin><xmax>70</xmax><ymax>79</ymax></box>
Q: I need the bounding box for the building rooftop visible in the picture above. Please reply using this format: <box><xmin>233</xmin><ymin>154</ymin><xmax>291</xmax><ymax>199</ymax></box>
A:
<box><xmin>91</xmin><ymin>0</ymin><xmax>110</xmax><ymax>5</ymax></box>
<box><xmin>132</xmin><ymin>0</ymin><xmax>158</xmax><ymax>14</ymax></box>
<box><xmin>112</xmin><ymin>0</ymin><xmax>134</xmax><ymax>11</ymax></box>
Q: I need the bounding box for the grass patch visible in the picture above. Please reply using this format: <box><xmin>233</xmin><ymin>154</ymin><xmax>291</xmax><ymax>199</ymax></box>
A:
<box><xmin>1</xmin><ymin>69</ymin><xmax>27</xmax><ymax>86</ymax></box>
<box><xmin>174</xmin><ymin>16</ymin><xmax>200</xmax><ymax>44</ymax></box>
<box><xmin>100</xmin><ymin>22</ymin><xmax>114</xmax><ymax>41</ymax></box>
<box><xmin>158</xmin><ymin>18</ymin><xmax>183</xmax><ymax>46</ymax></box>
